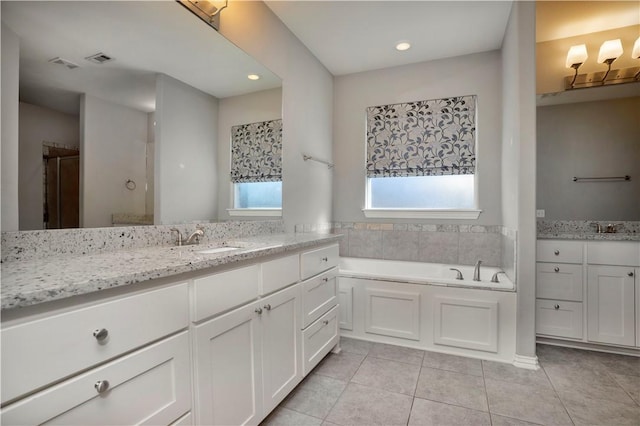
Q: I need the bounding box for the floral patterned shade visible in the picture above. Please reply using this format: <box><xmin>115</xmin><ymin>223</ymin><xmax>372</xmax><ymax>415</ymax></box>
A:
<box><xmin>231</xmin><ymin>119</ymin><xmax>282</xmax><ymax>183</ymax></box>
<box><xmin>366</xmin><ymin>95</ymin><xmax>476</xmax><ymax>177</ymax></box>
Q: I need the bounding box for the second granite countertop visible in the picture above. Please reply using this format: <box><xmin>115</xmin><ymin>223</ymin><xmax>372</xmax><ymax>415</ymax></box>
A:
<box><xmin>538</xmin><ymin>233</ymin><xmax>640</xmax><ymax>241</ymax></box>
<box><xmin>1</xmin><ymin>233</ymin><xmax>342</xmax><ymax>312</ymax></box>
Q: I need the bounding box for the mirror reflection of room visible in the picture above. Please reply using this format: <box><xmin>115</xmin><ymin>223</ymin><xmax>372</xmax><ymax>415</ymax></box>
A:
<box><xmin>535</xmin><ymin>1</ymin><xmax>640</xmax><ymax>232</ymax></box>
<box><xmin>3</xmin><ymin>1</ymin><xmax>282</xmax><ymax>231</ymax></box>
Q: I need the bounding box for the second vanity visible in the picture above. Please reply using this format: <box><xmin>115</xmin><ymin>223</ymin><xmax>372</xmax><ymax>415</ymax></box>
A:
<box><xmin>535</xmin><ymin>234</ymin><xmax>640</xmax><ymax>353</ymax></box>
<box><xmin>0</xmin><ymin>233</ymin><xmax>341</xmax><ymax>425</ymax></box>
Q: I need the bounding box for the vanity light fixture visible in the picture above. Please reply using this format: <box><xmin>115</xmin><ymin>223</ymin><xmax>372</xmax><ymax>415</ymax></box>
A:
<box><xmin>597</xmin><ymin>39</ymin><xmax>623</xmax><ymax>82</ymax></box>
<box><xmin>565</xmin><ymin>44</ymin><xmax>588</xmax><ymax>89</ymax></box>
<box><xmin>247</xmin><ymin>74</ymin><xmax>260</xmax><ymax>81</ymax></box>
<box><xmin>633</xmin><ymin>37</ymin><xmax>640</xmax><ymax>79</ymax></box>
<box><xmin>179</xmin><ymin>0</ymin><xmax>228</xmax><ymax>31</ymax></box>
<box><xmin>395</xmin><ymin>41</ymin><xmax>411</xmax><ymax>51</ymax></box>
<box><xmin>564</xmin><ymin>37</ymin><xmax>640</xmax><ymax>90</ymax></box>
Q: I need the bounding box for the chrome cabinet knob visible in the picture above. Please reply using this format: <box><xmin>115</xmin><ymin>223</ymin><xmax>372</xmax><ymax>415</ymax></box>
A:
<box><xmin>255</xmin><ymin>307</ymin><xmax>263</xmax><ymax>315</ymax></box>
<box><xmin>322</xmin><ymin>320</ymin><xmax>329</xmax><ymax>325</ymax></box>
<box><xmin>628</xmin><ymin>272</ymin><xmax>634</xmax><ymax>277</ymax></box>
<box><xmin>94</xmin><ymin>380</ymin><xmax>110</xmax><ymax>394</ymax></box>
<box><xmin>93</xmin><ymin>328</ymin><xmax>109</xmax><ymax>341</ymax></box>
<box><xmin>322</xmin><ymin>277</ymin><xmax>329</xmax><ymax>282</ymax></box>
<box><xmin>554</xmin><ymin>304</ymin><xmax>560</xmax><ymax>310</ymax></box>
<box><xmin>554</xmin><ymin>267</ymin><xmax>560</xmax><ymax>272</ymax></box>
<box><xmin>321</xmin><ymin>257</ymin><xmax>328</xmax><ymax>262</ymax></box>
<box><xmin>554</xmin><ymin>250</ymin><xmax>560</xmax><ymax>255</ymax></box>
<box><xmin>264</xmin><ymin>304</ymin><xmax>272</xmax><ymax>311</ymax></box>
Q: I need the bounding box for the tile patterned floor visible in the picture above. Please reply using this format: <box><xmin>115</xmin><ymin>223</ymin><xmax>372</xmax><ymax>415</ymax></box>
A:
<box><xmin>261</xmin><ymin>338</ymin><xmax>640</xmax><ymax>426</ymax></box>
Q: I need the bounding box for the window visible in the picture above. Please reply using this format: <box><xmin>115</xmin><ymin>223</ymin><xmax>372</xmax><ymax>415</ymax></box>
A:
<box><xmin>229</xmin><ymin>119</ymin><xmax>282</xmax><ymax>215</ymax></box>
<box><xmin>364</xmin><ymin>95</ymin><xmax>480</xmax><ymax>219</ymax></box>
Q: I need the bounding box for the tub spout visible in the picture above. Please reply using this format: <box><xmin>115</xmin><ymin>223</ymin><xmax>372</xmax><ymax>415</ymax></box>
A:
<box><xmin>473</xmin><ymin>260</ymin><xmax>482</xmax><ymax>281</ymax></box>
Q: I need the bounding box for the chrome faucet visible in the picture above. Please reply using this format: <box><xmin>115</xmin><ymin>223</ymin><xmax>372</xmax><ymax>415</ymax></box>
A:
<box><xmin>449</xmin><ymin>268</ymin><xmax>464</xmax><ymax>280</ymax></box>
<box><xmin>170</xmin><ymin>228</ymin><xmax>183</xmax><ymax>246</ymax></box>
<box><xmin>473</xmin><ymin>260</ymin><xmax>482</xmax><ymax>282</ymax></box>
<box><xmin>491</xmin><ymin>271</ymin><xmax>506</xmax><ymax>283</ymax></box>
<box><xmin>185</xmin><ymin>226</ymin><xmax>205</xmax><ymax>245</ymax></box>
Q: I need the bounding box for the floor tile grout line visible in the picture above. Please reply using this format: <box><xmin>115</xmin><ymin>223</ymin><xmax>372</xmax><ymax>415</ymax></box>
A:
<box><xmin>538</xmin><ymin>359</ymin><xmax>576</xmax><ymax>426</ymax></box>
<box><xmin>481</xmin><ymin>359</ymin><xmax>493</xmax><ymax>426</ymax></box>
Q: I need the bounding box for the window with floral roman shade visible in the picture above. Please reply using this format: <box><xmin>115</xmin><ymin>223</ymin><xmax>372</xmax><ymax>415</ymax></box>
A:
<box><xmin>366</xmin><ymin>95</ymin><xmax>476</xmax><ymax>178</ymax></box>
<box><xmin>231</xmin><ymin>119</ymin><xmax>282</xmax><ymax>183</ymax></box>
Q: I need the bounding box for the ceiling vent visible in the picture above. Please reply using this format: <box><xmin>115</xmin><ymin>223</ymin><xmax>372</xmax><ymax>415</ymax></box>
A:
<box><xmin>48</xmin><ymin>57</ymin><xmax>79</xmax><ymax>69</ymax></box>
<box><xmin>85</xmin><ymin>52</ymin><xmax>114</xmax><ymax>64</ymax></box>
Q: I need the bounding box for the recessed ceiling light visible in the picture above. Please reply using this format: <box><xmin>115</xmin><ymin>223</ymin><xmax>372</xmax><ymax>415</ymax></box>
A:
<box><xmin>247</xmin><ymin>74</ymin><xmax>260</xmax><ymax>80</ymax></box>
<box><xmin>395</xmin><ymin>41</ymin><xmax>411</xmax><ymax>51</ymax></box>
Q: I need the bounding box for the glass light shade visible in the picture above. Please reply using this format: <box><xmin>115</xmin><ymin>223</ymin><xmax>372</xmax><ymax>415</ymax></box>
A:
<box><xmin>565</xmin><ymin>44</ymin><xmax>588</xmax><ymax>68</ymax></box>
<box><xmin>632</xmin><ymin>37</ymin><xmax>640</xmax><ymax>59</ymax></box>
<box><xmin>597</xmin><ymin>39</ymin><xmax>623</xmax><ymax>63</ymax></box>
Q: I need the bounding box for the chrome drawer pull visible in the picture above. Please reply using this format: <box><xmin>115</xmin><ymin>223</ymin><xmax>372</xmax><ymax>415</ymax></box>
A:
<box><xmin>94</xmin><ymin>380</ymin><xmax>110</xmax><ymax>394</ymax></box>
<box><xmin>322</xmin><ymin>320</ymin><xmax>329</xmax><ymax>325</ymax></box>
<box><xmin>554</xmin><ymin>304</ymin><xmax>560</xmax><ymax>310</ymax></box>
<box><xmin>554</xmin><ymin>250</ymin><xmax>560</xmax><ymax>255</ymax></box>
<box><xmin>629</xmin><ymin>272</ymin><xmax>634</xmax><ymax>277</ymax></box>
<box><xmin>554</xmin><ymin>267</ymin><xmax>560</xmax><ymax>273</ymax></box>
<box><xmin>255</xmin><ymin>307</ymin><xmax>263</xmax><ymax>315</ymax></box>
<box><xmin>264</xmin><ymin>304</ymin><xmax>272</xmax><ymax>311</ymax></box>
<box><xmin>93</xmin><ymin>328</ymin><xmax>109</xmax><ymax>342</ymax></box>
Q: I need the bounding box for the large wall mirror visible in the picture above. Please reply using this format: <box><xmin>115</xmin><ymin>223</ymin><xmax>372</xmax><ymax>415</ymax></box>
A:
<box><xmin>1</xmin><ymin>1</ymin><xmax>282</xmax><ymax>231</ymax></box>
<box><xmin>536</xmin><ymin>1</ymin><xmax>640</xmax><ymax>223</ymax></box>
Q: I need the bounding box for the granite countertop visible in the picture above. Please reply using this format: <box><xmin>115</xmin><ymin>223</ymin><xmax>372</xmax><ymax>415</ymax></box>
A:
<box><xmin>1</xmin><ymin>233</ymin><xmax>342</xmax><ymax>311</ymax></box>
<box><xmin>538</xmin><ymin>233</ymin><xmax>640</xmax><ymax>241</ymax></box>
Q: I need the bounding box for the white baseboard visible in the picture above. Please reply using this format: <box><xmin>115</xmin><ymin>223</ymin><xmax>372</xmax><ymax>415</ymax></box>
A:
<box><xmin>512</xmin><ymin>353</ymin><xmax>540</xmax><ymax>370</ymax></box>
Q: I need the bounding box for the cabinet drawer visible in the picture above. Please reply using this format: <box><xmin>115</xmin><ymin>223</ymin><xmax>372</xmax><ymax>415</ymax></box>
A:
<box><xmin>261</xmin><ymin>254</ymin><xmax>300</xmax><ymax>295</ymax></box>
<box><xmin>537</xmin><ymin>240</ymin><xmax>583</xmax><ymax>264</ymax></box>
<box><xmin>536</xmin><ymin>300</ymin><xmax>583</xmax><ymax>339</ymax></box>
<box><xmin>587</xmin><ymin>241</ymin><xmax>640</xmax><ymax>266</ymax></box>
<box><xmin>193</xmin><ymin>264</ymin><xmax>260</xmax><ymax>322</ymax></box>
<box><xmin>1</xmin><ymin>283</ymin><xmax>189</xmax><ymax>404</ymax></box>
<box><xmin>301</xmin><ymin>244</ymin><xmax>339</xmax><ymax>280</ymax></box>
<box><xmin>1</xmin><ymin>332</ymin><xmax>192</xmax><ymax>425</ymax></box>
<box><xmin>302</xmin><ymin>305</ymin><xmax>339</xmax><ymax>375</ymax></box>
<box><xmin>536</xmin><ymin>263</ymin><xmax>583</xmax><ymax>301</ymax></box>
<box><xmin>301</xmin><ymin>268</ymin><xmax>338</xmax><ymax>328</ymax></box>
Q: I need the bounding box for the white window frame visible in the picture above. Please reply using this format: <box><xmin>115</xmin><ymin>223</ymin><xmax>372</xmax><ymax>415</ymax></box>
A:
<box><xmin>362</xmin><ymin>175</ymin><xmax>481</xmax><ymax>220</ymax></box>
<box><xmin>227</xmin><ymin>182</ymin><xmax>282</xmax><ymax>217</ymax></box>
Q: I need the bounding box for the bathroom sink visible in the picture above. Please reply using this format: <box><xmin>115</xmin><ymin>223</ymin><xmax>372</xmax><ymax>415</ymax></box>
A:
<box><xmin>196</xmin><ymin>246</ymin><xmax>241</xmax><ymax>255</ymax></box>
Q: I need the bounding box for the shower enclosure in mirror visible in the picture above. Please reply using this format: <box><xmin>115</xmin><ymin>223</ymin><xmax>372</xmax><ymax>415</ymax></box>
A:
<box><xmin>1</xmin><ymin>0</ymin><xmax>282</xmax><ymax>231</ymax></box>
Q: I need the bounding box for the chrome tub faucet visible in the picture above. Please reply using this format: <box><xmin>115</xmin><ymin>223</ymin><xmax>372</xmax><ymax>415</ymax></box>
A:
<box><xmin>473</xmin><ymin>260</ymin><xmax>482</xmax><ymax>281</ymax></box>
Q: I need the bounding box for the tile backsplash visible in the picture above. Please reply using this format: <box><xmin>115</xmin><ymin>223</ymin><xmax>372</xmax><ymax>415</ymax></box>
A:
<box><xmin>1</xmin><ymin>220</ymin><xmax>285</xmax><ymax>263</ymax></box>
<box><xmin>328</xmin><ymin>222</ymin><xmax>517</xmax><ymax>283</ymax></box>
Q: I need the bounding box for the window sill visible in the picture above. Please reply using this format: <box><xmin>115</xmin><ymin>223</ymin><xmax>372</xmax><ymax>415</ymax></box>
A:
<box><xmin>227</xmin><ymin>208</ymin><xmax>282</xmax><ymax>217</ymax></box>
<box><xmin>362</xmin><ymin>208</ymin><xmax>482</xmax><ymax>220</ymax></box>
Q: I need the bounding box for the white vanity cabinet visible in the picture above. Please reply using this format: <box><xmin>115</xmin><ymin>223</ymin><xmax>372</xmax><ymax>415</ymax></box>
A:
<box><xmin>536</xmin><ymin>239</ymin><xmax>640</xmax><ymax>350</ymax></box>
<box><xmin>0</xmin><ymin>282</ymin><xmax>192</xmax><ymax>425</ymax></box>
<box><xmin>535</xmin><ymin>240</ymin><xmax>584</xmax><ymax>340</ymax></box>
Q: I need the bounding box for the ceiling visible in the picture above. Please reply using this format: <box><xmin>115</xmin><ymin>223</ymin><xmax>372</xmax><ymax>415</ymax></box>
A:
<box><xmin>265</xmin><ymin>1</ymin><xmax>514</xmax><ymax>76</ymax></box>
<box><xmin>536</xmin><ymin>1</ymin><xmax>640</xmax><ymax>43</ymax></box>
<box><xmin>1</xmin><ymin>1</ymin><xmax>281</xmax><ymax>115</ymax></box>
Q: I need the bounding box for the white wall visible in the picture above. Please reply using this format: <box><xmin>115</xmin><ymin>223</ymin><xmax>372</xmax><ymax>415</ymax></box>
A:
<box><xmin>537</xmin><ymin>97</ymin><xmax>640</xmax><ymax>220</ymax></box>
<box><xmin>80</xmin><ymin>94</ymin><xmax>148</xmax><ymax>228</ymax></box>
<box><xmin>217</xmin><ymin>88</ymin><xmax>282</xmax><ymax>220</ymax></box>
<box><xmin>18</xmin><ymin>102</ymin><xmax>79</xmax><ymax>230</ymax></box>
<box><xmin>219</xmin><ymin>1</ymin><xmax>333</xmax><ymax>232</ymax></box>
<box><xmin>1</xmin><ymin>23</ymin><xmax>20</xmax><ymax>231</ymax></box>
<box><xmin>154</xmin><ymin>74</ymin><xmax>218</xmax><ymax>225</ymax></box>
<box><xmin>501</xmin><ymin>1</ymin><xmax>537</xmax><ymax>362</ymax></box>
<box><xmin>333</xmin><ymin>51</ymin><xmax>503</xmax><ymax>225</ymax></box>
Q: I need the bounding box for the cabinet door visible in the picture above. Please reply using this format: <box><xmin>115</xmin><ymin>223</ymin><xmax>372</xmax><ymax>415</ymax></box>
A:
<box><xmin>587</xmin><ymin>265</ymin><xmax>635</xmax><ymax>346</ymax></box>
<box><xmin>194</xmin><ymin>302</ymin><xmax>263</xmax><ymax>426</ymax></box>
<box><xmin>261</xmin><ymin>284</ymin><xmax>302</xmax><ymax>414</ymax></box>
